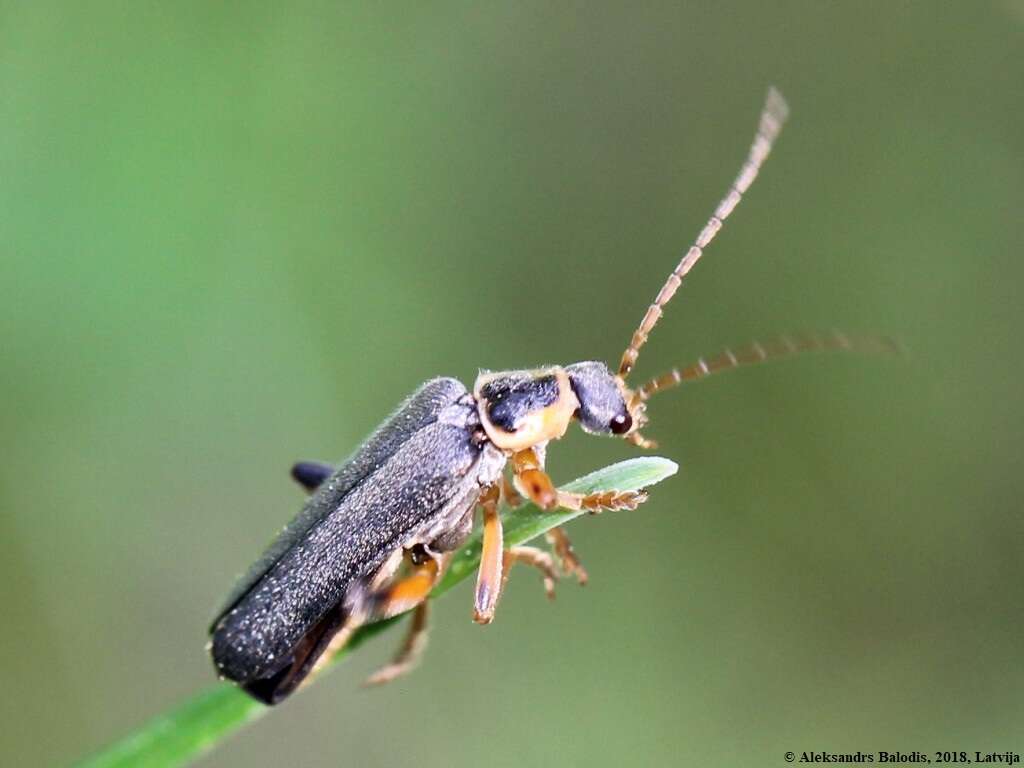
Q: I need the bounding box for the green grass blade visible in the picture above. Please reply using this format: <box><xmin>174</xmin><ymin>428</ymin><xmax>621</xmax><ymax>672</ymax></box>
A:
<box><xmin>74</xmin><ymin>456</ymin><xmax>678</xmax><ymax>768</ymax></box>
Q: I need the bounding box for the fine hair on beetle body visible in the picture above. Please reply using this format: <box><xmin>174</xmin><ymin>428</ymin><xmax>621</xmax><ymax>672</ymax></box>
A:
<box><xmin>209</xmin><ymin>87</ymin><xmax>891</xmax><ymax>705</ymax></box>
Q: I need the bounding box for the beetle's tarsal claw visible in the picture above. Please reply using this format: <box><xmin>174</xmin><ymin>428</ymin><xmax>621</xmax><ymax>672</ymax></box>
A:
<box><xmin>546</xmin><ymin>527</ymin><xmax>589</xmax><ymax>586</ymax></box>
<box><xmin>570</xmin><ymin>563</ymin><xmax>589</xmax><ymax>586</ymax></box>
<box><xmin>473</xmin><ymin>613</ymin><xmax>494</xmax><ymax>625</ymax></box>
<box><xmin>473</xmin><ymin>588</ymin><xmax>496</xmax><ymax>625</ymax></box>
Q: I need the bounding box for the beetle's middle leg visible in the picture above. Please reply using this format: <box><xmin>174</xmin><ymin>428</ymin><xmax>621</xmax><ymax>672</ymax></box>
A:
<box><xmin>511</xmin><ymin>448</ymin><xmax>648</xmax><ymax>513</ymax></box>
<box><xmin>502</xmin><ymin>546</ymin><xmax>558</xmax><ymax>599</ymax></box>
<box><xmin>475</xmin><ymin>484</ymin><xmax>567</xmax><ymax>620</ymax></box>
<box><xmin>473</xmin><ymin>483</ymin><xmax>504</xmax><ymax>624</ymax></box>
<box><xmin>500</xmin><ymin>475</ymin><xmax>587</xmax><ymax>585</ymax></box>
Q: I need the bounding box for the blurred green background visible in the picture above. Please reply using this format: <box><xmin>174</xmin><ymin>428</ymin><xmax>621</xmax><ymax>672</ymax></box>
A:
<box><xmin>3</xmin><ymin>2</ymin><xmax>1023</xmax><ymax>766</ymax></box>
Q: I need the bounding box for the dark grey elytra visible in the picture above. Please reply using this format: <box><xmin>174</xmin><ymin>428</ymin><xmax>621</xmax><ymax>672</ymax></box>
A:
<box><xmin>209</xmin><ymin>364</ymin><xmax>628</xmax><ymax>703</ymax></box>
<box><xmin>211</xmin><ymin>377</ymin><xmax>498</xmax><ymax>702</ymax></box>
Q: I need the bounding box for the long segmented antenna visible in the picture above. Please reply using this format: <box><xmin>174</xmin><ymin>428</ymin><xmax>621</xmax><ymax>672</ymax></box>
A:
<box><xmin>618</xmin><ymin>87</ymin><xmax>790</xmax><ymax>380</ymax></box>
<box><xmin>633</xmin><ymin>330</ymin><xmax>898</xmax><ymax>403</ymax></box>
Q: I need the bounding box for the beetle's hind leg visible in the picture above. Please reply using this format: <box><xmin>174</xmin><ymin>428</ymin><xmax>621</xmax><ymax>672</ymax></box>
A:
<box><xmin>363</xmin><ymin>601</ymin><xmax>431</xmax><ymax>687</ymax></box>
<box><xmin>306</xmin><ymin>547</ymin><xmax>444</xmax><ymax>688</ymax></box>
<box><xmin>291</xmin><ymin>461</ymin><xmax>333</xmax><ymax>492</ymax></box>
<box><xmin>360</xmin><ymin>546</ymin><xmax>446</xmax><ymax>686</ymax></box>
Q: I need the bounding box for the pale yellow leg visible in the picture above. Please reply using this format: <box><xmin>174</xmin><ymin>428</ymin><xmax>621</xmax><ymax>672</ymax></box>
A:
<box><xmin>363</xmin><ymin>601</ymin><xmax>431</xmax><ymax>687</ymax></box>
<box><xmin>473</xmin><ymin>484</ymin><xmax>504</xmax><ymax>624</ymax></box>
<box><xmin>502</xmin><ymin>545</ymin><xmax>559</xmax><ymax>600</ymax></box>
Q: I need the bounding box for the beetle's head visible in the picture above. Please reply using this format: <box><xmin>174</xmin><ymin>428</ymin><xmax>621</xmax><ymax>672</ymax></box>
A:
<box><xmin>564</xmin><ymin>361</ymin><xmax>647</xmax><ymax>440</ymax></box>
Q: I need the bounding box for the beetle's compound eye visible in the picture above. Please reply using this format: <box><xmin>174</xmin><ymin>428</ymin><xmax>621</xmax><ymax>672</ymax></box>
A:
<box><xmin>565</xmin><ymin>361</ymin><xmax>633</xmax><ymax>437</ymax></box>
<box><xmin>610</xmin><ymin>413</ymin><xmax>632</xmax><ymax>435</ymax></box>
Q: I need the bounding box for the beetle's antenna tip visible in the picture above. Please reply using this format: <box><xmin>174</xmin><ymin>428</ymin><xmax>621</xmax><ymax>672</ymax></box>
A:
<box><xmin>616</xmin><ymin>87</ymin><xmax>789</xmax><ymax>382</ymax></box>
<box><xmin>765</xmin><ymin>86</ymin><xmax>790</xmax><ymax>123</ymax></box>
<box><xmin>635</xmin><ymin>330</ymin><xmax>899</xmax><ymax>401</ymax></box>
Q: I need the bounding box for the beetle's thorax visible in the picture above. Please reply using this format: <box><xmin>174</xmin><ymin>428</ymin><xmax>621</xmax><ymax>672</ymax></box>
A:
<box><xmin>473</xmin><ymin>366</ymin><xmax>579</xmax><ymax>452</ymax></box>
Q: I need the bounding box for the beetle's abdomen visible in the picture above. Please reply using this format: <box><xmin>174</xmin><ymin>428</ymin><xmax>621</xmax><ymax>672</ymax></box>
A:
<box><xmin>214</xmin><ymin>378</ymin><xmax>470</xmax><ymax>619</ymax></box>
<box><xmin>210</xmin><ymin>381</ymin><xmax>490</xmax><ymax>685</ymax></box>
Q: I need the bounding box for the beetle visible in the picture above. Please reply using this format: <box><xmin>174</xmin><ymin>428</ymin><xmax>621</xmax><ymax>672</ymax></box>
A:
<box><xmin>210</xmin><ymin>88</ymin><xmax>884</xmax><ymax>704</ymax></box>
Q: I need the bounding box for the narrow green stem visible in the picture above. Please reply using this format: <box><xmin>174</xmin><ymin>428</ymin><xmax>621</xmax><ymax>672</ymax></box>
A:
<box><xmin>74</xmin><ymin>457</ymin><xmax>677</xmax><ymax>768</ymax></box>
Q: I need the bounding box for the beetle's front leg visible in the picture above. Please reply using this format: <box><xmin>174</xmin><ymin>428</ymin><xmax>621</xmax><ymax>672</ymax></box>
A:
<box><xmin>473</xmin><ymin>483</ymin><xmax>503</xmax><ymax>624</ymax></box>
<box><xmin>511</xmin><ymin>448</ymin><xmax>557</xmax><ymax>509</ymax></box>
<box><xmin>511</xmin><ymin>448</ymin><xmax>648</xmax><ymax>513</ymax></box>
